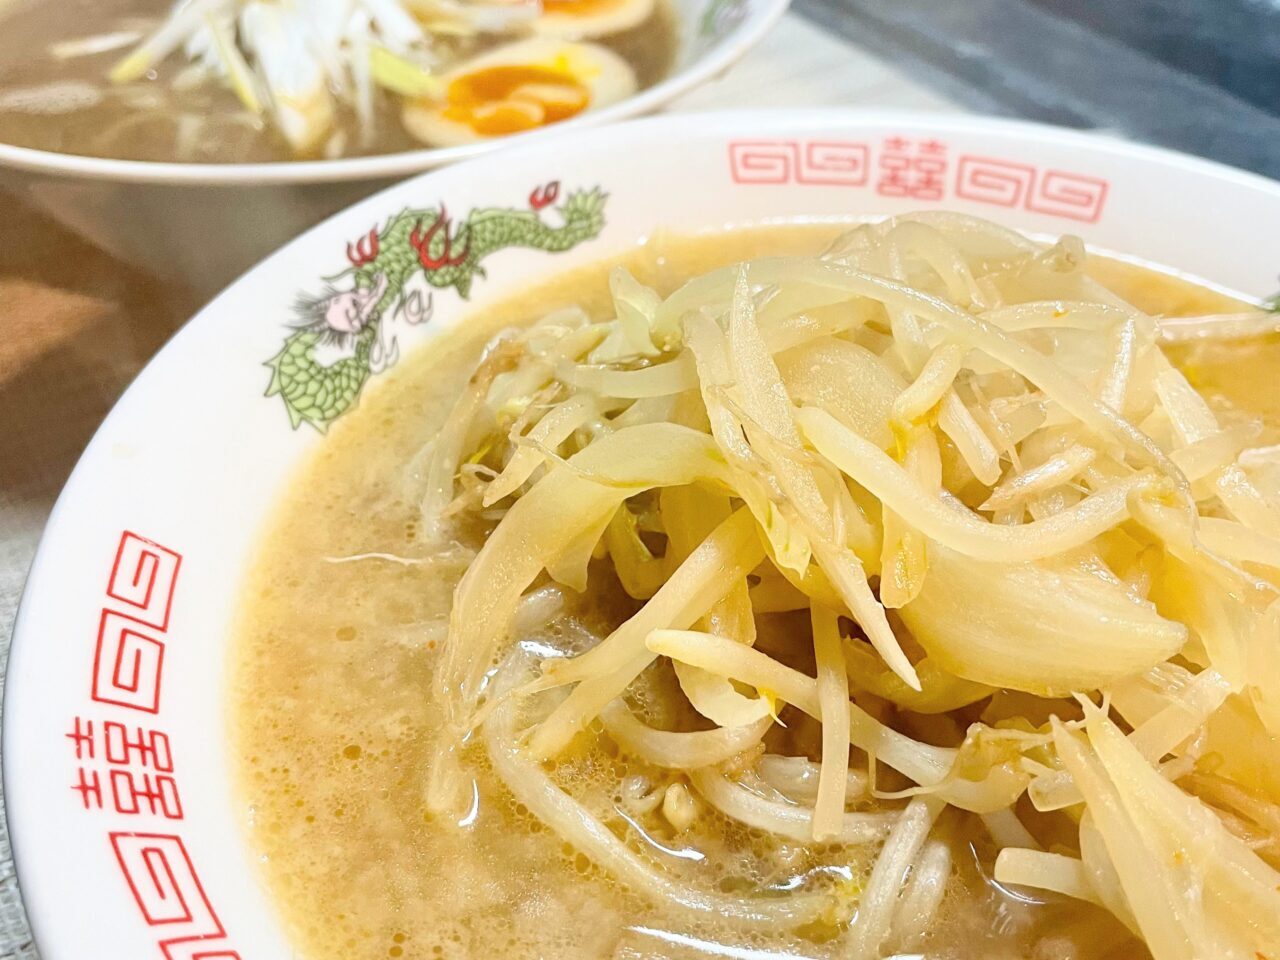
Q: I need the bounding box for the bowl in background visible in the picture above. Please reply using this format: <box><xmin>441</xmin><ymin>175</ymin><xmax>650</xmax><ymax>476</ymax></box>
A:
<box><xmin>0</xmin><ymin>0</ymin><xmax>788</xmax><ymax>298</ymax></box>
<box><xmin>5</xmin><ymin>109</ymin><xmax>1280</xmax><ymax>960</ymax></box>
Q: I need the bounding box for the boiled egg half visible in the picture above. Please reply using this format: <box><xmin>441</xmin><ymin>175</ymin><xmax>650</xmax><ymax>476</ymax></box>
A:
<box><xmin>402</xmin><ymin>38</ymin><xmax>636</xmax><ymax>147</ymax></box>
<box><xmin>532</xmin><ymin>0</ymin><xmax>656</xmax><ymax>40</ymax></box>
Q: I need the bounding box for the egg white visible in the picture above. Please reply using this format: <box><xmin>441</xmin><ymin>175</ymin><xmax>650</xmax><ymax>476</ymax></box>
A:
<box><xmin>401</xmin><ymin>37</ymin><xmax>637</xmax><ymax>147</ymax></box>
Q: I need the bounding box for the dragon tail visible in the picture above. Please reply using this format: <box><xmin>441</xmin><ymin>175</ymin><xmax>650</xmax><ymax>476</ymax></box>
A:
<box><xmin>559</xmin><ymin>187</ymin><xmax>608</xmax><ymax>240</ymax></box>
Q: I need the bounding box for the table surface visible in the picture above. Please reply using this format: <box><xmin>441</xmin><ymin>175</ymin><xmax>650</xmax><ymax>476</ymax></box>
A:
<box><xmin>1</xmin><ymin>3</ymin><xmax>1276</xmax><ymax>956</ymax></box>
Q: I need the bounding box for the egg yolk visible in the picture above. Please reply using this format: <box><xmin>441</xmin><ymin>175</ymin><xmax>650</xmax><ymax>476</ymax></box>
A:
<box><xmin>541</xmin><ymin>0</ymin><xmax>629</xmax><ymax>16</ymax></box>
<box><xmin>443</xmin><ymin>65</ymin><xmax>591</xmax><ymax>135</ymax></box>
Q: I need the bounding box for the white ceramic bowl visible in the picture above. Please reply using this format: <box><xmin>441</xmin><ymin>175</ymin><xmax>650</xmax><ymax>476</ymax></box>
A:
<box><xmin>6</xmin><ymin>109</ymin><xmax>1280</xmax><ymax>960</ymax></box>
<box><xmin>0</xmin><ymin>0</ymin><xmax>787</xmax><ymax>296</ymax></box>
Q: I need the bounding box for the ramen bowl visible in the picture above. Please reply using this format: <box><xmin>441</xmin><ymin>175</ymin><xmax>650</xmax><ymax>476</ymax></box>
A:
<box><xmin>0</xmin><ymin>0</ymin><xmax>787</xmax><ymax>297</ymax></box>
<box><xmin>5</xmin><ymin>109</ymin><xmax>1280</xmax><ymax>960</ymax></box>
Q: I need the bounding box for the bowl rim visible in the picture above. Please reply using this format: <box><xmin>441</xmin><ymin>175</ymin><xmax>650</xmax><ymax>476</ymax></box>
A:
<box><xmin>0</xmin><ymin>0</ymin><xmax>789</xmax><ymax>187</ymax></box>
<box><xmin>6</xmin><ymin>106</ymin><xmax>1280</xmax><ymax>960</ymax></box>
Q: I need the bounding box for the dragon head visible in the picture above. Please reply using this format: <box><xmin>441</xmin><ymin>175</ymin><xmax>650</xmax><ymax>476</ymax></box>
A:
<box><xmin>295</xmin><ymin>272</ymin><xmax>389</xmax><ymax>343</ymax></box>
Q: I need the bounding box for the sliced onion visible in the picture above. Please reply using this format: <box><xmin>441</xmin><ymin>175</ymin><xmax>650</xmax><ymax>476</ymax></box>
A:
<box><xmin>900</xmin><ymin>542</ymin><xmax>1187</xmax><ymax>695</ymax></box>
<box><xmin>800</xmin><ymin>406</ymin><xmax>1154</xmax><ymax>562</ymax></box>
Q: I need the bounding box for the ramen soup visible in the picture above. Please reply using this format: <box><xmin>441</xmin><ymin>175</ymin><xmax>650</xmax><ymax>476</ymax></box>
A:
<box><xmin>234</xmin><ymin>215</ymin><xmax>1280</xmax><ymax>960</ymax></box>
<box><xmin>0</xmin><ymin>0</ymin><xmax>675</xmax><ymax>162</ymax></box>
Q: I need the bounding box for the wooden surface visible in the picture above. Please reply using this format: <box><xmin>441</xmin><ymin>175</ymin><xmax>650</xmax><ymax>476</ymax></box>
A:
<box><xmin>0</xmin><ymin>170</ymin><xmax>201</xmax><ymax>960</ymax></box>
<box><xmin>0</xmin><ymin>197</ymin><xmax>195</xmax><ymax>595</ymax></box>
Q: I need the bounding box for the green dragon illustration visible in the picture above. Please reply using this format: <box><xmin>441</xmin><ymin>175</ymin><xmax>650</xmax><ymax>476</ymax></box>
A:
<box><xmin>266</xmin><ymin>182</ymin><xmax>607</xmax><ymax>431</ymax></box>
